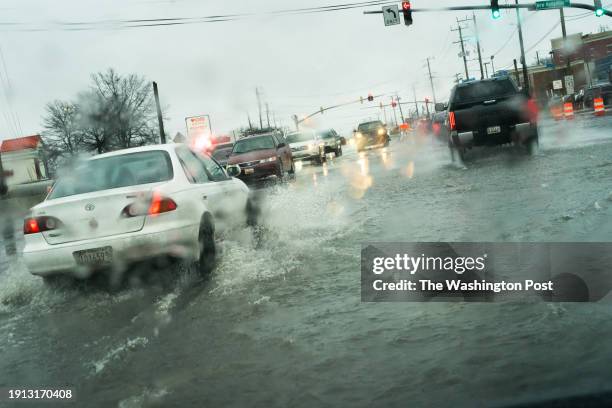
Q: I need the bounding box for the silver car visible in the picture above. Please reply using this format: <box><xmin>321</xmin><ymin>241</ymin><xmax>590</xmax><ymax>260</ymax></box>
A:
<box><xmin>286</xmin><ymin>130</ymin><xmax>326</xmax><ymax>165</ymax></box>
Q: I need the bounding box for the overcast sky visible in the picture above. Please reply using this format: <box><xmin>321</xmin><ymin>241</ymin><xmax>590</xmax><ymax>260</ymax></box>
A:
<box><xmin>0</xmin><ymin>0</ymin><xmax>608</xmax><ymax>141</ymax></box>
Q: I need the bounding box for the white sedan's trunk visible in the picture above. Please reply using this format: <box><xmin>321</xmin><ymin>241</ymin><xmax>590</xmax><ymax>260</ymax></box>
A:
<box><xmin>36</xmin><ymin>184</ymin><xmax>161</xmax><ymax>245</ymax></box>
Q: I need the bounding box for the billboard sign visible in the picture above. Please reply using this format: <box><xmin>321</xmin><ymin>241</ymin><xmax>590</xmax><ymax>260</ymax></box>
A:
<box><xmin>185</xmin><ymin>115</ymin><xmax>213</xmax><ymax>151</ymax></box>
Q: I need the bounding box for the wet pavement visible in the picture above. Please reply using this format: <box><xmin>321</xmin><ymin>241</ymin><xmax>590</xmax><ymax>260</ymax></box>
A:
<box><xmin>1</xmin><ymin>116</ymin><xmax>612</xmax><ymax>407</ymax></box>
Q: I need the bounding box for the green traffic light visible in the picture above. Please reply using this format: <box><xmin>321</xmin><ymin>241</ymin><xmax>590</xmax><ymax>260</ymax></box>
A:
<box><xmin>492</xmin><ymin>10</ymin><xmax>501</xmax><ymax>19</ymax></box>
<box><xmin>595</xmin><ymin>8</ymin><xmax>604</xmax><ymax>16</ymax></box>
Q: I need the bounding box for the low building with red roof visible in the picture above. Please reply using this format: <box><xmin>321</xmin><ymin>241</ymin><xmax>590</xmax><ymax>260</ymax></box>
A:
<box><xmin>0</xmin><ymin>135</ymin><xmax>48</xmax><ymax>186</ymax></box>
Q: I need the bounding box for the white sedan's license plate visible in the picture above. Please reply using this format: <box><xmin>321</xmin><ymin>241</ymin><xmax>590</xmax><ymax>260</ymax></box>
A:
<box><xmin>487</xmin><ymin>126</ymin><xmax>501</xmax><ymax>135</ymax></box>
<box><xmin>73</xmin><ymin>246</ymin><xmax>113</xmax><ymax>266</ymax></box>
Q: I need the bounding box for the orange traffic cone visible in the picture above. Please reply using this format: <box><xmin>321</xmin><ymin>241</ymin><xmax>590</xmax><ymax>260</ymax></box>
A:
<box><xmin>563</xmin><ymin>102</ymin><xmax>574</xmax><ymax>120</ymax></box>
<box><xmin>594</xmin><ymin>97</ymin><xmax>605</xmax><ymax>117</ymax></box>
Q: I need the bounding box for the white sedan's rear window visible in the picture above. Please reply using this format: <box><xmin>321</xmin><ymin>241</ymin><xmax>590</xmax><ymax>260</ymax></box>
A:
<box><xmin>48</xmin><ymin>151</ymin><xmax>173</xmax><ymax>199</ymax></box>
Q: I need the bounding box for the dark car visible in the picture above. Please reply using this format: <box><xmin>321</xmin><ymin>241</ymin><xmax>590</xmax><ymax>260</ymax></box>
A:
<box><xmin>226</xmin><ymin>133</ymin><xmax>294</xmax><ymax>182</ymax></box>
<box><xmin>317</xmin><ymin>129</ymin><xmax>343</xmax><ymax>157</ymax></box>
<box><xmin>354</xmin><ymin>120</ymin><xmax>390</xmax><ymax>152</ymax></box>
<box><xmin>579</xmin><ymin>83</ymin><xmax>612</xmax><ymax>109</ymax></box>
<box><xmin>432</xmin><ymin>109</ymin><xmax>449</xmax><ymax>143</ymax></box>
<box><xmin>447</xmin><ymin>76</ymin><xmax>539</xmax><ymax>160</ymax></box>
<box><xmin>210</xmin><ymin>142</ymin><xmax>234</xmax><ymax>167</ymax></box>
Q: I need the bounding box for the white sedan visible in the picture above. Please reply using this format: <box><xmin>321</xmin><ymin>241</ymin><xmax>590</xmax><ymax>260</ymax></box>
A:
<box><xmin>22</xmin><ymin>144</ymin><xmax>252</xmax><ymax>285</ymax></box>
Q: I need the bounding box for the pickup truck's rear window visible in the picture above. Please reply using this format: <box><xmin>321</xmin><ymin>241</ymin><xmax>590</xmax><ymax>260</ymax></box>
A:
<box><xmin>453</xmin><ymin>79</ymin><xmax>517</xmax><ymax>104</ymax></box>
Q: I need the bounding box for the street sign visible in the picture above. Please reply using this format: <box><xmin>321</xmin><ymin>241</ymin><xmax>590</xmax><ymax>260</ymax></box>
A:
<box><xmin>564</xmin><ymin>75</ymin><xmax>575</xmax><ymax>95</ymax></box>
<box><xmin>185</xmin><ymin>114</ymin><xmax>213</xmax><ymax>150</ymax></box>
<box><xmin>382</xmin><ymin>5</ymin><xmax>400</xmax><ymax>26</ymax></box>
<box><xmin>553</xmin><ymin>80</ymin><xmax>563</xmax><ymax>90</ymax></box>
<box><xmin>535</xmin><ymin>0</ymin><xmax>570</xmax><ymax>10</ymax></box>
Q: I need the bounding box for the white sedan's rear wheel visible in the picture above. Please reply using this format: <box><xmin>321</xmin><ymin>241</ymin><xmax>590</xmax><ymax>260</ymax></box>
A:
<box><xmin>198</xmin><ymin>215</ymin><xmax>216</xmax><ymax>276</ymax></box>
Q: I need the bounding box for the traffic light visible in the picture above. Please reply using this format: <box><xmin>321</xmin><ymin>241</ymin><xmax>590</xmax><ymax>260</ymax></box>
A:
<box><xmin>367</xmin><ymin>93</ymin><xmax>374</xmax><ymax>102</ymax></box>
<box><xmin>594</xmin><ymin>0</ymin><xmax>605</xmax><ymax>16</ymax></box>
<box><xmin>491</xmin><ymin>0</ymin><xmax>501</xmax><ymax>19</ymax></box>
<box><xmin>402</xmin><ymin>2</ymin><xmax>413</xmax><ymax>26</ymax></box>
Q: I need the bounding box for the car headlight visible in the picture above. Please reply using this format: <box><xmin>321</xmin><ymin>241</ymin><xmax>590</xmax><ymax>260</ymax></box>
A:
<box><xmin>261</xmin><ymin>157</ymin><xmax>277</xmax><ymax>163</ymax></box>
<box><xmin>377</xmin><ymin>128</ymin><xmax>385</xmax><ymax>136</ymax></box>
<box><xmin>356</xmin><ymin>132</ymin><xmax>363</xmax><ymax>138</ymax></box>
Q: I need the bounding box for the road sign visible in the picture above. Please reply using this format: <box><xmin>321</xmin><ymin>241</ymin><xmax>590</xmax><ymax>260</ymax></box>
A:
<box><xmin>382</xmin><ymin>5</ymin><xmax>400</xmax><ymax>26</ymax></box>
<box><xmin>185</xmin><ymin>114</ymin><xmax>213</xmax><ymax>150</ymax></box>
<box><xmin>535</xmin><ymin>0</ymin><xmax>570</xmax><ymax>10</ymax></box>
<box><xmin>553</xmin><ymin>80</ymin><xmax>563</xmax><ymax>90</ymax></box>
<box><xmin>564</xmin><ymin>75</ymin><xmax>575</xmax><ymax>95</ymax></box>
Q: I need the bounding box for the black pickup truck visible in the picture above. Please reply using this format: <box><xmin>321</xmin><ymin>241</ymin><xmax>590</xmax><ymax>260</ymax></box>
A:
<box><xmin>447</xmin><ymin>77</ymin><xmax>539</xmax><ymax>160</ymax></box>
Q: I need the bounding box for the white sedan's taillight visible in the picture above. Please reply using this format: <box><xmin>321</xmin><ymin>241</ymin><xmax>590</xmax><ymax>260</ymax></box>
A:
<box><xmin>121</xmin><ymin>192</ymin><xmax>177</xmax><ymax>218</ymax></box>
<box><xmin>24</xmin><ymin>216</ymin><xmax>61</xmax><ymax>234</ymax></box>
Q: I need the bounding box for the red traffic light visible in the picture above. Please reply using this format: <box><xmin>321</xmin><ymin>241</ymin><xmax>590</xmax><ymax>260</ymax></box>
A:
<box><xmin>402</xmin><ymin>2</ymin><xmax>413</xmax><ymax>26</ymax></box>
<box><xmin>367</xmin><ymin>93</ymin><xmax>374</xmax><ymax>102</ymax></box>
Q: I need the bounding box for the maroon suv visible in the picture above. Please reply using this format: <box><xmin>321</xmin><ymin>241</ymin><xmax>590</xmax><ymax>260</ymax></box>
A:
<box><xmin>227</xmin><ymin>133</ymin><xmax>294</xmax><ymax>182</ymax></box>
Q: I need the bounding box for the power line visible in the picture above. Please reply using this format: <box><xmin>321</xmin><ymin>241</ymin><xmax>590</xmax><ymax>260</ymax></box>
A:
<box><xmin>0</xmin><ymin>0</ymin><xmax>394</xmax><ymax>32</ymax></box>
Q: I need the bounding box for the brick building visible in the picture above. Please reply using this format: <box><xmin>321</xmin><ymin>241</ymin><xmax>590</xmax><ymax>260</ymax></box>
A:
<box><xmin>528</xmin><ymin>30</ymin><xmax>612</xmax><ymax>105</ymax></box>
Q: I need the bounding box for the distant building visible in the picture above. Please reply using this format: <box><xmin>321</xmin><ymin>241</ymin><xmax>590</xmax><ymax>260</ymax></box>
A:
<box><xmin>0</xmin><ymin>135</ymin><xmax>48</xmax><ymax>186</ymax></box>
<box><xmin>173</xmin><ymin>132</ymin><xmax>187</xmax><ymax>144</ymax></box>
<box><xmin>528</xmin><ymin>30</ymin><xmax>612</xmax><ymax>105</ymax></box>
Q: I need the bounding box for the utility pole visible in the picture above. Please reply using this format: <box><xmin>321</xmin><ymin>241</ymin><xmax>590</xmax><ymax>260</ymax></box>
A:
<box><xmin>472</xmin><ymin>12</ymin><xmax>485</xmax><ymax>80</ymax></box>
<box><xmin>152</xmin><ymin>81</ymin><xmax>166</xmax><ymax>144</ymax></box>
<box><xmin>0</xmin><ymin>152</ymin><xmax>7</xmax><ymax>197</ymax></box>
<box><xmin>265</xmin><ymin>102</ymin><xmax>271</xmax><ymax>129</ymax></box>
<box><xmin>292</xmin><ymin>114</ymin><xmax>299</xmax><ymax>131</ymax></box>
<box><xmin>484</xmin><ymin>62</ymin><xmax>490</xmax><ymax>78</ymax></box>
<box><xmin>560</xmin><ymin>8</ymin><xmax>567</xmax><ymax>39</ymax></box>
<box><xmin>413</xmin><ymin>85</ymin><xmax>419</xmax><ymax>118</ymax></box>
<box><xmin>426</xmin><ymin>57</ymin><xmax>437</xmax><ymax>104</ymax></box>
<box><xmin>255</xmin><ymin>87</ymin><xmax>263</xmax><ymax>129</ymax></box>
<box><xmin>396</xmin><ymin>94</ymin><xmax>405</xmax><ymax>123</ymax></box>
<box><xmin>513</xmin><ymin>59</ymin><xmax>520</xmax><ymax>85</ymax></box>
<box><xmin>452</xmin><ymin>18</ymin><xmax>470</xmax><ymax>80</ymax></box>
<box><xmin>515</xmin><ymin>0</ymin><xmax>530</xmax><ymax>95</ymax></box>
<box><xmin>391</xmin><ymin>97</ymin><xmax>399</xmax><ymax>127</ymax></box>
<box><xmin>490</xmin><ymin>56</ymin><xmax>496</xmax><ymax>76</ymax></box>
<box><xmin>248</xmin><ymin>114</ymin><xmax>253</xmax><ymax>130</ymax></box>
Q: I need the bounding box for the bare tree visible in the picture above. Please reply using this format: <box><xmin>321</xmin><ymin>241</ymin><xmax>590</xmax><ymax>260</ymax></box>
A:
<box><xmin>41</xmin><ymin>100</ymin><xmax>82</xmax><ymax>171</ymax></box>
<box><xmin>42</xmin><ymin>68</ymin><xmax>161</xmax><ymax>160</ymax></box>
<box><xmin>84</xmin><ymin>68</ymin><xmax>159</xmax><ymax>151</ymax></box>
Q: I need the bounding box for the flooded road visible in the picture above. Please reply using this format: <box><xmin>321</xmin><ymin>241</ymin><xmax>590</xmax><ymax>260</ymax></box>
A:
<box><xmin>1</xmin><ymin>116</ymin><xmax>612</xmax><ymax>407</ymax></box>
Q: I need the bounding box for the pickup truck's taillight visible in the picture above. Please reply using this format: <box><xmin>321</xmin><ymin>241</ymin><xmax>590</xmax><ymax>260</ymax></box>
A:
<box><xmin>526</xmin><ymin>98</ymin><xmax>539</xmax><ymax>124</ymax></box>
<box><xmin>448</xmin><ymin>111</ymin><xmax>456</xmax><ymax>131</ymax></box>
<box><xmin>122</xmin><ymin>192</ymin><xmax>177</xmax><ymax>218</ymax></box>
<box><xmin>24</xmin><ymin>216</ymin><xmax>61</xmax><ymax>235</ymax></box>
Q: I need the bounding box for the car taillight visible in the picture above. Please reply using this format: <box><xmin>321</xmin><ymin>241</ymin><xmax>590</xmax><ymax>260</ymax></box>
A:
<box><xmin>121</xmin><ymin>192</ymin><xmax>177</xmax><ymax>218</ymax></box>
<box><xmin>148</xmin><ymin>192</ymin><xmax>177</xmax><ymax>216</ymax></box>
<box><xmin>526</xmin><ymin>98</ymin><xmax>539</xmax><ymax>123</ymax></box>
<box><xmin>23</xmin><ymin>216</ymin><xmax>60</xmax><ymax>234</ymax></box>
<box><xmin>448</xmin><ymin>111</ymin><xmax>456</xmax><ymax>131</ymax></box>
